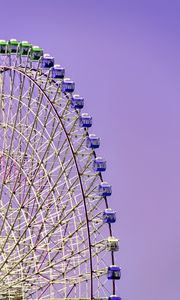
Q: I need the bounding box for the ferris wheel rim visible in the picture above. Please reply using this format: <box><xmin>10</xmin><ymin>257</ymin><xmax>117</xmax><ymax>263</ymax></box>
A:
<box><xmin>0</xmin><ymin>64</ymin><xmax>116</xmax><ymax>299</ymax></box>
<box><xmin>0</xmin><ymin>55</ymin><xmax>118</xmax><ymax>299</ymax></box>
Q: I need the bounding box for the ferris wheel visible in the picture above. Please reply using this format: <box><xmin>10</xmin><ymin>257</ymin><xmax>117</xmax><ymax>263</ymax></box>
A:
<box><xmin>0</xmin><ymin>39</ymin><xmax>121</xmax><ymax>300</ymax></box>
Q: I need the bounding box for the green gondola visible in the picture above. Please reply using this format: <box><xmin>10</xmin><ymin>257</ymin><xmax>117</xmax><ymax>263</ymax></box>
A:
<box><xmin>30</xmin><ymin>46</ymin><xmax>43</xmax><ymax>61</ymax></box>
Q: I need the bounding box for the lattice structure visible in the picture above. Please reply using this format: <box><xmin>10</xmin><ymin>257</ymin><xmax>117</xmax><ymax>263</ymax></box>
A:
<box><xmin>0</xmin><ymin>39</ymin><xmax>121</xmax><ymax>300</ymax></box>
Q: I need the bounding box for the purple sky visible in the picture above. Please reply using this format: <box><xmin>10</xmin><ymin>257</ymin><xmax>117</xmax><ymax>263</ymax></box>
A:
<box><xmin>1</xmin><ymin>0</ymin><xmax>180</xmax><ymax>299</ymax></box>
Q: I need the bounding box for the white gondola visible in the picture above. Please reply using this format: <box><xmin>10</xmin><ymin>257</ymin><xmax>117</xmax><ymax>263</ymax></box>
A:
<box><xmin>106</xmin><ymin>236</ymin><xmax>119</xmax><ymax>251</ymax></box>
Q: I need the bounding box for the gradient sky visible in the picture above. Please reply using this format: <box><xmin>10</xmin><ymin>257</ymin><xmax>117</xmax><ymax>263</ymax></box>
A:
<box><xmin>1</xmin><ymin>0</ymin><xmax>180</xmax><ymax>299</ymax></box>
